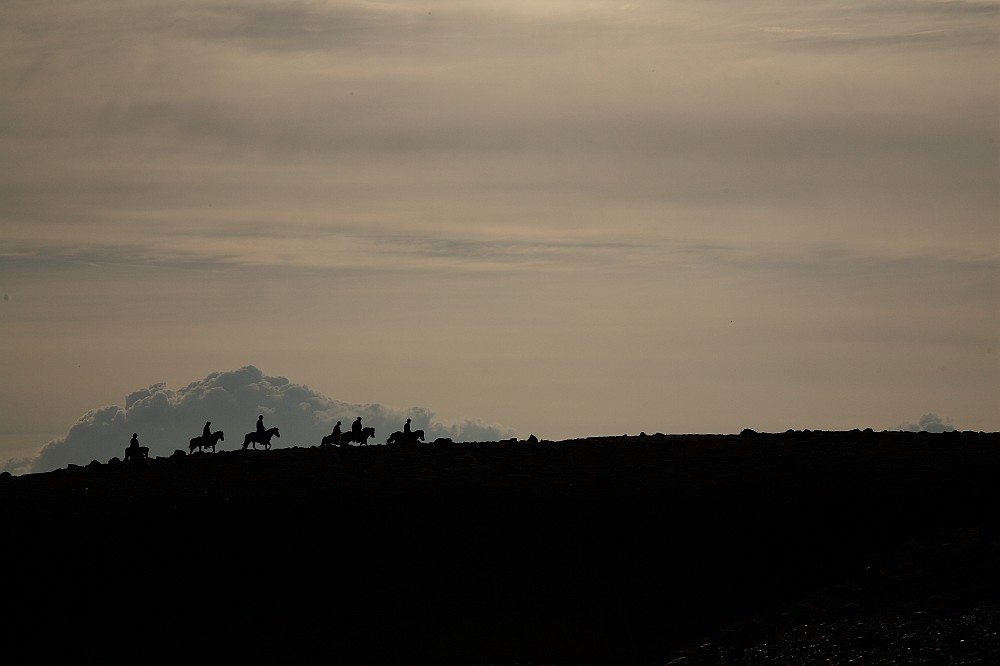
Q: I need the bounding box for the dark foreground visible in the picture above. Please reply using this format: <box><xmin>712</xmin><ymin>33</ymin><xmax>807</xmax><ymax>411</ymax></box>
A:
<box><xmin>2</xmin><ymin>430</ymin><xmax>998</xmax><ymax>664</ymax></box>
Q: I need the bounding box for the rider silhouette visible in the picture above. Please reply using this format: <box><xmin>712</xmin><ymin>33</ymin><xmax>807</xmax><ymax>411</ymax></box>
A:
<box><xmin>352</xmin><ymin>416</ymin><xmax>362</xmax><ymax>435</ymax></box>
<box><xmin>330</xmin><ymin>420</ymin><xmax>342</xmax><ymax>441</ymax></box>
<box><xmin>125</xmin><ymin>432</ymin><xmax>145</xmax><ymax>461</ymax></box>
<box><xmin>404</xmin><ymin>418</ymin><xmax>412</xmax><ymax>435</ymax></box>
<box><xmin>203</xmin><ymin>421</ymin><xmax>212</xmax><ymax>439</ymax></box>
<box><xmin>257</xmin><ymin>414</ymin><xmax>266</xmax><ymax>435</ymax></box>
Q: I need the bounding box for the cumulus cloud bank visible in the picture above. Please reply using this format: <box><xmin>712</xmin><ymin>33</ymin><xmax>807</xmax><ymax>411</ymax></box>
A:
<box><xmin>22</xmin><ymin>366</ymin><xmax>517</xmax><ymax>473</ymax></box>
<box><xmin>897</xmin><ymin>413</ymin><xmax>957</xmax><ymax>433</ymax></box>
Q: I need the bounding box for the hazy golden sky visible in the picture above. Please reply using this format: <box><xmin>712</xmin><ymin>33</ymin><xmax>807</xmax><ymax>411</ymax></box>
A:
<box><xmin>2</xmin><ymin>1</ymin><xmax>998</xmax><ymax>464</ymax></box>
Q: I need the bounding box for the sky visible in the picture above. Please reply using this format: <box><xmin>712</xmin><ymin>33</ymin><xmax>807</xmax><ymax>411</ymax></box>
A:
<box><xmin>2</xmin><ymin>1</ymin><xmax>998</xmax><ymax>471</ymax></box>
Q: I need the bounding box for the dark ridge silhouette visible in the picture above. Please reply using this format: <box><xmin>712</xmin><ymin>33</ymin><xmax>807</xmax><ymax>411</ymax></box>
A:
<box><xmin>0</xmin><ymin>430</ymin><xmax>997</xmax><ymax>663</ymax></box>
<box><xmin>241</xmin><ymin>426</ymin><xmax>279</xmax><ymax>450</ymax></box>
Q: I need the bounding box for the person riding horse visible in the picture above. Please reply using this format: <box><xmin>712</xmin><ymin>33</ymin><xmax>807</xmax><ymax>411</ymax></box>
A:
<box><xmin>386</xmin><ymin>421</ymin><xmax>424</xmax><ymax>445</ymax></box>
<box><xmin>320</xmin><ymin>421</ymin><xmax>342</xmax><ymax>447</ymax></box>
<box><xmin>190</xmin><ymin>420</ymin><xmax>224</xmax><ymax>453</ymax></box>
<box><xmin>124</xmin><ymin>432</ymin><xmax>149</xmax><ymax>461</ymax></box>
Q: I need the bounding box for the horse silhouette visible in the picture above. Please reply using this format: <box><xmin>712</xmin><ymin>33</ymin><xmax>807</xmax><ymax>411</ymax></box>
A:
<box><xmin>189</xmin><ymin>430</ymin><xmax>225</xmax><ymax>453</ymax></box>
<box><xmin>340</xmin><ymin>426</ymin><xmax>376</xmax><ymax>446</ymax></box>
<box><xmin>124</xmin><ymin>444</ymin><xmax>149</xmax><ymax>461</ymax></box>
<box><xmin>243</xmin><ymin>427</ymin><xmax>280</xmax><ymax>450</ymax></box>
<box><xmin>386</xmin><ymin>429</ymin><xmax>425</xmax><ymax>445</ymax></box>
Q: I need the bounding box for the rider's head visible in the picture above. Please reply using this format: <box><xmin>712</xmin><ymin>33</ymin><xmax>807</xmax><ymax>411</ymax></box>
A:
<box><xmin>132</xmin><ymin>433</ymin><xmax>137</xmax><ymax>438</ymax></box>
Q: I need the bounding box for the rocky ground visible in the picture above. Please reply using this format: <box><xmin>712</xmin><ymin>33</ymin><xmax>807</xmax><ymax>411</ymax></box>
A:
<box><xmin>1</xmin><ymin>430</ymin><xmax>997</xmax><ymax>663</ymax></box>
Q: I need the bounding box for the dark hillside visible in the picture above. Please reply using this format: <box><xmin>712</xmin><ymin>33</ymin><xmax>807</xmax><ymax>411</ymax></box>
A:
<box><xmin>1</xmin><ymin>431</ymin><xmax>997</xmax><ymax>663</ymax></box>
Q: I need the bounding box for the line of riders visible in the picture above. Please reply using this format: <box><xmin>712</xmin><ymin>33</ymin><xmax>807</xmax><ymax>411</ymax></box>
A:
<box><xmin>124</xmin><ymin>415</ymin><xmax>425</xmax><ymax>460</ymax></box>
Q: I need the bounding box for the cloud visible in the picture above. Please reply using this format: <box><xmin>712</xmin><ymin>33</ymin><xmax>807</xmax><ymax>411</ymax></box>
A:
<box><xmin>23</xmin><ymin>366</ymin><xmax>517</xmax><ymax>473</ymax></box>
<box><xmin>897</xmin><ymin>413</ymin><xmax>957</xmax><ymax>433</ymax></box>
<box><xmin>1</xmin><ymin>457</ymin><xmax>34</xmax><ymax>476</ymax></box>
